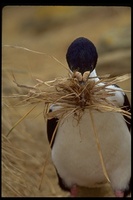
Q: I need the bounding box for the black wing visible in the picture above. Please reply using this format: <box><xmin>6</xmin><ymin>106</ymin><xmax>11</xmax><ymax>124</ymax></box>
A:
<box><xmin>113</xmin><ymin>84</ymin><xmax>131</xmax><ymax>132</ymax></box>
<box><xmin>46</xmin><ymin>108</ymin><xmax>59</xmax><ymax>148</ymax></box>
<box><xmin>122</xmin><ymin>93</ymin><xmax>131</xmax><ymax>131</ymax></box>
<box><xmin>46</xmin><ymin>109</ymin><xmax>70</xmax><ymax>192</ymax></box>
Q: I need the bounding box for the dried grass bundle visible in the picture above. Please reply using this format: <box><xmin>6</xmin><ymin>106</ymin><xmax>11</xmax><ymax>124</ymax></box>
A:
<box><xmin>12</xmin><ymin>73</ymin><xmax>131</xmax><ymax>121</ymax></box>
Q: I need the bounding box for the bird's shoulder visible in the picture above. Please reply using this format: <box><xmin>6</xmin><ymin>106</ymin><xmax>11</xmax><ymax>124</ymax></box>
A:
<box><xmin>107</xmin><ymin>84</ymin><xmax>131</xmax><ymax>131</ymax></box>
<box><xmin>46</xmin><ymin>105</ymin><xmax>61</xmax><ymax>148</ymax></box>
<box><xmin>105</xmin><ymin>84</ymin><xmax>129</xmax><ymax>107</ymax></box>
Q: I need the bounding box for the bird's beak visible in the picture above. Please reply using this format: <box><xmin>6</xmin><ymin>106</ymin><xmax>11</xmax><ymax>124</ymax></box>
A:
<box><xmin>82</xmin><ymin>71</ymin><xmax>90</xmax><ymax>82</ymax></box>
<box><xmin>73</xmin><ymin>71</ymin><xmax>91</xmax><ymax>84</ymax></box>
<box><xmin>73</xmin><ymin>71</ymin><xmax>83</xmax><ymax>82</ymax></box>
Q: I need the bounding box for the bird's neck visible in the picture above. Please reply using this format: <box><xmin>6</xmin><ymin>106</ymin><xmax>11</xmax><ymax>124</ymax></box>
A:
<box><xmin>89</xmin><ymin>69</ymin><xmax>99</xmax><ymax>82</ymax></box>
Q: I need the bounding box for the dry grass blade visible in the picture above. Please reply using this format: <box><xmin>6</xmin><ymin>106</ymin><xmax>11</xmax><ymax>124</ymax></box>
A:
<box><xmin>6</xmin><ymin>104</ymin><xmax>37</xmax><ymax>137</ymax></box>
<box><xmin>39</xmin><ymin>118</ymin><xmax>61</xmax><ymax>190</ymax></box>
<box><xmin>3</xmin><ymin>44</ymin><xmax>68</xmax><ymax>71</ymax></box>
<box><xmin>2</xmin><ymin>134</ymin><xmax>36</xmax><ymax>197</ymax></box>
<box><xmin>3</xmin><ymin>180</ymin><xmax>24</xmax><ymax>197</ymax></box>
<box><xmin>89</xmin><ymin>110</ymin><xmax>110</xmax><ymax>183</ymax></box>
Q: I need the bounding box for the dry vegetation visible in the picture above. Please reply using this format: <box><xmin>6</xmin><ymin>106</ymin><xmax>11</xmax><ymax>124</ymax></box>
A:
<box><xmin>2</xmin><ymin>6</ymin><xmax>131</xmax><ymax>197</ymax></box>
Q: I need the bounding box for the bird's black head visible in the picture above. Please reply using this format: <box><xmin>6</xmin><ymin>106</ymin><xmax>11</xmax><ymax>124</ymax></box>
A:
<box><xmin>66</xmin><ymin>37</ymin><xmax>98</xmax><ymax>75</ymax></box>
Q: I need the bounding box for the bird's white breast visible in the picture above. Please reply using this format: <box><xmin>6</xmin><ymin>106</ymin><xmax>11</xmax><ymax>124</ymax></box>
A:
<box><xmin>52</xmin><ymin>109</ymin><xmax>131</xmax><ymax>190</ymax></box>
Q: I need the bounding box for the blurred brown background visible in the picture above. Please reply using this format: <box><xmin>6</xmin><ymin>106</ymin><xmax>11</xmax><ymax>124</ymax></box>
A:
<box><xmin>2</xmin><ymin>6</ymin><xmax>131</xmax><ymax>197</ymax></box>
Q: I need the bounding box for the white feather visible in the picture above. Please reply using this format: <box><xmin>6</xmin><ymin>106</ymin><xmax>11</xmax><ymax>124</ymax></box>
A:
<box><xmin>52</xmin><ymin>110</ymin><xmax>131</xmax><ymax>191</ymax></box>
<box><xmin>90</xmin><ymin>70</ymin><xmax>125</xmax><ymax>106</ymax></box>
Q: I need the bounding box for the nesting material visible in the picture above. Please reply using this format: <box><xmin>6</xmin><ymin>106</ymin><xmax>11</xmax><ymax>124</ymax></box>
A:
<box><xmin>13</xmin><ymin>73</ymin><xmax>131</xmax><ymax>121</ymax></box>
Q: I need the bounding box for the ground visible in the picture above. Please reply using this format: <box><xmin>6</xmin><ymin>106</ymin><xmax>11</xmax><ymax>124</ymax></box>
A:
<box><xmin>2</xmin><ymin>6</ymin><xmax>131</xmax><ymax>197</ymax></box>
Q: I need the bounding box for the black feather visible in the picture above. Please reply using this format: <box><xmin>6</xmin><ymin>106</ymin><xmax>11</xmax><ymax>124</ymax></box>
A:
<box><xmin>113</xmin><ymin>84</ymin><xmax>131</xmax><ymax>131</ymax></box>
<box><xmin>46</xmin><ymin>108</ymin><xmax>58</xmax><ymax>148</ymax></box>
<box><xmin>56</xmin><ymin>170</ymin><xmax>70</xmax><ymax>192</ymax></box>
<box><xmin>123</xmin><ymin>177</ymin><xmax>131</xmax><ymax>197</ymax></box>
<box><xmin>47</xmin><ymin>109</ymin><xmax>69</xmax><ymax>191</ymax></box>
<box><xmin>113</xmin><ymin>84</ymin><xmax>131</xmax><ymax>197</ymax></box>
<box><xmin>66</xmin><ymin>37</ymin><xmax>98</xmax><ymax>74</ymax></box>
<box><xmin>122</xmin><ymin>93</ymin><xmax>131</xmax><ymax>131</ymax></box>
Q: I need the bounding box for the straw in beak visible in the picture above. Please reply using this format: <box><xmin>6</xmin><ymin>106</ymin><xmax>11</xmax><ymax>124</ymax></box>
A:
<box><xmin>73</xmin><ymin>71</ymin><xmax>91</xmax><ymax>84</ymax></box>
